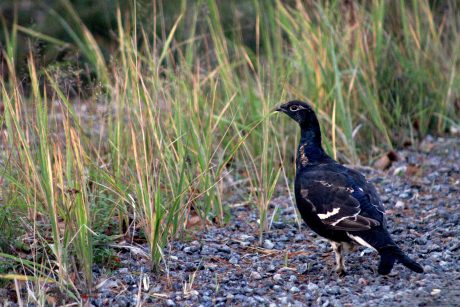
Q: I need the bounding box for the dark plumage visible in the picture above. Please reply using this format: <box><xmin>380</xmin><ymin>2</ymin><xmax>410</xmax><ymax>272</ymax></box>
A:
<box><xmin>276</xmin><ymin>100</ymin><xmax>424</xmax><ymax>276</ymax></box>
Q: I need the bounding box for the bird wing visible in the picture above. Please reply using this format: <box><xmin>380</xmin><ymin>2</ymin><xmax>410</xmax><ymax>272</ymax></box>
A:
<box><xmin>296</xmin><ymin>169</ymin><xmax>383</xmax><ymax>231</ymax></box>
<box><xmin>341</xmin><ymin>167</ymin><xmax>386</xmax><ymax>215</ymax></box>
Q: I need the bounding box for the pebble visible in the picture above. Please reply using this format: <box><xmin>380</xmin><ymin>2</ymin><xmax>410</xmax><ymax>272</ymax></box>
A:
<box><xmin>267</xmin><ymin>264</ymin><xmax>276</xmax><ymax>273</ymax></box>
<box><xmin>297</xmin><ymin>263</ymin><xmax>310</xmax><ymax>274</ymax></box>
<box><xmin>250</xmin><ymin>271</ymin><xmax>262</xmax><ymax>280</ymax></box>
<box><xmin>290</xmin><ymin>286</ymin><xmax>300</xmax><ymax>293</ymax></box>
<box><xmin>183</xmin><ymin>246</ymin><xmax>199</xmax><ymax>254</ymax></box>
<box><xmin>273</xmin><ymin>274</ymin><xmax>283</xmax><ymax>282</ymax></box>
<box><xmin>399</xmin><ymin>192</ymin><xmax>410</xmax><ymax>199</ymax></box>
<box><xmin>428</xmin><ymin>244</ymin><xmax>442</xmax><ymax>252</ymax></box>
<box><xmin>239</xmin><ymin>234</ymin><xmax>255</xmax><ymax>242</ymax></box>
<box><xmin>263</xmin><ymin>239</ymin><xmax>275</xmax><ymax>249</ymax></box>
<box><xmin>294</xmin><ymin>233</ymin><xmax>306</xmax><ymax>241</ymax></box>
<box><xmin>416</xmin><ymin>237</ymin><xmax>427</xmax><ymax>245</ymax></box>
<box><xmin>217</xmin><ymin>245</ymin><xmax>231</xmax><ymax>254</ymax></box>
<box><xmin>326</xmin><ymin>286</ymin><xmax>340</xmax><ymax>295</ymax></box>
<box><xmin>307</xmin><ymin>283</ymin><xmax>319</xmax><ymax>292</ymax></box>
<box><xmin>278</xmin><ymin>296</ymin><xmax>289</xmax><ymax>304</ymax></box>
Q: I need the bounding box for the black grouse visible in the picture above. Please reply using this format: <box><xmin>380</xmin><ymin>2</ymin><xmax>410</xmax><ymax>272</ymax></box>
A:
<box><xmin>276</xmin><ymin>100</ymin><xmax>424</xmax><ymax>276</ymax></box>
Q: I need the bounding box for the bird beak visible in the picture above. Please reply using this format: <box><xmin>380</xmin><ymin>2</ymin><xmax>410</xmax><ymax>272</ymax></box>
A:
<box><xmin>274</xmin><ymin>105</ymin><xmax>285</xmax><ymax>113</ymax></box>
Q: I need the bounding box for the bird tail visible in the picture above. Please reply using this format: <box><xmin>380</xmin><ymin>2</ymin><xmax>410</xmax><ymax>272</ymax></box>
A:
<box><xmin>378</xmin><ymin>246</ymin><xmax>424</xmax><ymax>275</ymax></box>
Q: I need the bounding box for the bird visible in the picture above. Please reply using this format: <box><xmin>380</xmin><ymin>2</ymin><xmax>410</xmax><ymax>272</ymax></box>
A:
<box><xmin>276</xmin><ymin>100</ymin><xmax>424</xmax><ymax>276</ymax></box>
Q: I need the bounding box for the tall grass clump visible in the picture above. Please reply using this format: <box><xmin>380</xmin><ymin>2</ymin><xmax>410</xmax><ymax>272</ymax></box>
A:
<box><xmin>0</xmin><ymin>0</ymin><xmax>459</xmax><ymax>302</ymax></box>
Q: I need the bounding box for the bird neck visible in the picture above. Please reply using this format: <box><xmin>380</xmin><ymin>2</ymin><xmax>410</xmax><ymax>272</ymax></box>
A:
<box><xmin>296</xmin><ymin>123</ymin><xmax>328</xmax><ymax>167</ymax></box>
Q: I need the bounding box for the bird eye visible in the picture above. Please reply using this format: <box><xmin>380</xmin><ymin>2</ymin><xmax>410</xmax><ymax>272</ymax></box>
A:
<box><xmin>289</xmin><ymin>105</ymin><xmax>299</xmax><ymax>111</ymax></box>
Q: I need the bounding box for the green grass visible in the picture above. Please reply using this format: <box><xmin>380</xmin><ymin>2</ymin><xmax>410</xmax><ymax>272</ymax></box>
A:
<box><xmin>0</xmin><ymin>0</ymin><xmax>459</xmax><ymax>302</ymax></box>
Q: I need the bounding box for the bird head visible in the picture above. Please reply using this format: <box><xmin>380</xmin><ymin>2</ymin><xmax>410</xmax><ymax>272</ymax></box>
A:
<box><xmin>275</xmin><ymin>100</ymin><xmax>315</xmax><ymax>126</ymax></box>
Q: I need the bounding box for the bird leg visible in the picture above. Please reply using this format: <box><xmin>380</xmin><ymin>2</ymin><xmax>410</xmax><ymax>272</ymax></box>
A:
<box><xmin>330</xmin><ymin>241</ymin><xmax>346</xmax><ymax>276</ymax></box>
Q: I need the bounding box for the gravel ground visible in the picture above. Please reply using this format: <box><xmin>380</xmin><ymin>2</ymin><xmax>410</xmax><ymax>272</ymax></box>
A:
<box><xmin>18</xmin><ymin>136</ymin><xmax>455</xmax><ymax>306</ymax></box>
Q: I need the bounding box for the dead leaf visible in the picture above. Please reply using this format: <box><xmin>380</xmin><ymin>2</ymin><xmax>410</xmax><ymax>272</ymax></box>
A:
<box><xmin>374</xmin><ymin>151</ymin><xmax>399</xmax><ymax>170</ymax></box>
<box><xmin>406</xmin><ymin>164</ymin><xmax>421</xmax><ymax>177</ymax></box>
<box><xmin>374</xmin><ymin>155</ymin><xmax>391</xmax><ymax>170</ymax></box>
<box><xmin>186</xmin><ymin>214</ymin><xmax>202</xmax><ymax>229</ymax></box>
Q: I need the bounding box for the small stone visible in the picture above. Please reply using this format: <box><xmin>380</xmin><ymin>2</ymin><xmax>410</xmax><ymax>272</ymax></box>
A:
<box><xmin>360</xmin><ymin>248</ymin><xmax>374</xmax><ymax>256</ymax></box>
<box><xmin>217</xmin><ymin>245</ymin><xmax>231</xmax><ymax>254</ymax></box>
<box><xmin>240</xmin><ymin>234</ymin><xmax>255</xmax><ymax>242</ymax></box>
<box><xmin>358</xmin><ymin>278</ymin><xmax>368</xmax><ymax>286</ymax></box>
<box><xmin>416</xmin><ymin>237</ymin><xmax>427</xmax><ymax>245</ymax></box>
<box><xmin>246</xmin><ymin>297</ymin><xmax>257</xmax><ymax>305</ymax></box>
<box><xmin>290</xmin><ymin>286</ymin><xmax>300</xmax><ymax>293</ymax></box>
<box><xmin>289</xmin><ymin>275</ymin><xmax>297</xmax><ymax>282</ymax></box>
<box><xmin>278</xmin><ymin>297</ymin><xmax>289</xmax><ymax>304</ymax></box>
<box><xmin>183</xmin><ymin>246</ymin><xmax>199</xmax><ymax>254</ymax></box>
<box><xmin>234</xmin><ymin>294</ymin><xmax>246</xmax><ymax>301</ymax></box>
<box><xmin>307</xmin><ymin>282</ymin><xmax>319</xmax><ymax>292</ymax></box>
<box><xmin>250</xmin><ymin>271</ymin><xmax>262</xmax><ymax>280</ymax></box>
<box><xmin>267</xmin><ymin>264</ymin><xmax>276</xmax><ymax>273</ymax></box>
<box><xmin>294</xmin><ymin>233</ymin><xmax>305</xmax><ymax>242</ymax></box>
<box><xmin>395</xmin><ymin>201</ymin><xmax>405</xmax><ymax>209</ymax></box>
<box><xmin>205</xmin><ymin>263</ymin><xmax>217</xmax><ymax>271</ymax></box>
<box><xmin>326</xmin><ymin>286</ymin><xmax>340</xmax><ymax>295</ymax></box>
<box><xmin>273</xmin><ymin>274</ymin><xmax>283</xmax><ymax>282</ymax></box>
<box><xmin>166</xmin><ymin>299</ymin><xmax>175</xmax><ymax>306</ymax></box>
<box><xmin>263</xmin><ymin>239</ymin><xmax>275</xmax><ymax>249</ymax></box>
<box><xmin>399</xmin><ymin>192</ymin><xmax>410</xmax><ymax>199</ymax></box>
<box><xmin>428</xmin><ymin>244</ymin><xmax>442</xmax><ymax>252</ymax></box>
<box><xmin>297</xmin><ymin>263</ymin><xmax>310</xmax><ymax>274</ymax></box>
<box><xmin>272</xmin><ymin>222</ymin><xmax>285</xmax><ymax>229</ymax></box>
<box><xmin>431</xmin><ymin>289</ymin><xmax>441</xmax><ymax>295</ymax></box>
<box><xmin>201</xmin><ymin>245</ymin><xmax>216</xmax><ymax>254</ymax></box>
<box><xmin>423</xmin><ymin>265</ymin><xmax>433</xmax><ymax>273</ymax></box>
<box><xmin>229</xmin><ymin>256</ymin><xmax>239</xmax><ymax>264</ymax></box>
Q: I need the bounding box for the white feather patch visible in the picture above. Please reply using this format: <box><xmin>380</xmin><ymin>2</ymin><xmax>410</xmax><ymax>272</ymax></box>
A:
<box><xmin>317</xmin><ymin>207</ymin><xmax>341</xmax><ymax>220</ymax></box>
<box><xmin>347</xmin><ymin>233</ymin><xmax>377</xmax><ymax>251</ymax></box>
<box><xmin>314</xmin><ymin>180</ymin><xmax>333</xmax><ymax>187</ymax></box>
